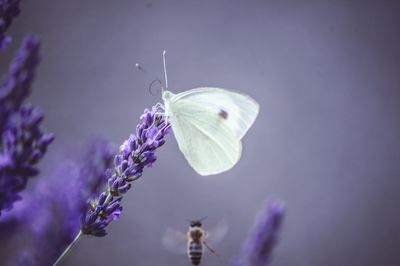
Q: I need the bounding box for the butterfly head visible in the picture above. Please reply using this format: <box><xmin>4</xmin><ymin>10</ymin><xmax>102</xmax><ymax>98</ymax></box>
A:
<box><xmin>162</xmin><ymin>90</ymin><xmax>173</xmax><ymax>102</ymax></box>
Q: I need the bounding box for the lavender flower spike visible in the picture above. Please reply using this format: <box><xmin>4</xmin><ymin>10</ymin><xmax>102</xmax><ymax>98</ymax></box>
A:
<box><xmin>81</xmin><ymin>106</ymin><xmax>170</xmax><ymax>236</ymax></box>
<box><xmin>235</xmin><ymin>200</ymin><xmax>285</xmax><ymax>266</ymax></box>
<box><xmin>53</xmin><ymin>107</ymin><xmax>169</xmax><ymax>265</ymax></box>
<box><xmin>0</xmin><ymin>0</ymin><xmax>21</xmax><ymax>49</ymax></box>
<box><xmin>0</xmin><ymin>35</ymin><xmax>54</xmax><ymax>215</ymax></box>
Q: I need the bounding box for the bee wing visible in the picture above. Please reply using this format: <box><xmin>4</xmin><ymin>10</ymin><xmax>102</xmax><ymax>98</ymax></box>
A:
<box><xmin>204</xmin><ymin>220</ymin><xmax>229</xmax><ymax>244</ymax></box>
<box><xmin>162</xmin><ymin>227</ymin><xmax>187</xmax><ymax>254</ymax></box>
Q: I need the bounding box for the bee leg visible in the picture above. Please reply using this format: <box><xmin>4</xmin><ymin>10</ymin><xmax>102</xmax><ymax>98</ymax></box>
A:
<box><xmin>203</xmin><ymin>241</ymin><xmax>219</xmax><ymax>256</ymax></box>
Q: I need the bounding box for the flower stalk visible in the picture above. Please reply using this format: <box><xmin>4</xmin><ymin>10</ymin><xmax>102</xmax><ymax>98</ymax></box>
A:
<box><xmin>53</xmin><ymin>230</ymin><xmax>83</xmax><ymax>266</ymax></box>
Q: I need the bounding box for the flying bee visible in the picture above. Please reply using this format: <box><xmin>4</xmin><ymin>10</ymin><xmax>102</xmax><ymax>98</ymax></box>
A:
<box><xmin>162</xmin><ymin>218</ymin><xmax>228</xmax><ymax>265</ymax></box>
<box><xmin>187</xmin><ymin>219</ymin><xmax>217</xmax><ymax>265</ymax></box>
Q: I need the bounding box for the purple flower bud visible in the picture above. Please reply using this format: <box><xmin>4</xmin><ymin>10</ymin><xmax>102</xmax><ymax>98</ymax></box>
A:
<box><xmin>105</xmin><ymin>207</ymin><xmax>122</xmax><ymax>224</ymax></box>
<box><xmin>119</xmin><ymin>160</ymin><xmax>129</xmax><ymax>172</ymax></box>
<box><xmin>157</xmin><ymin>139</ymin><xmax>166</xmax><ymax>147</ymax></box>
<box><xmin>0</xmin><ymin>153</ymin><xmax>12</xmax><ymax>169</ymax></box>
<box><xmin>104</xmin><ymin>199</ymin><xmax>121</xmax><ymax>214</ymax></box>
<box><xmin>135</xmin><ymin>125</ymin><xmax>143</xmax><ymax>141</ymax></box>
<box><xmin>117</xmin><ymin>183</ymin><xmax>130</xmax><ymax>194</ymax></box>
<box><xmin>114</xmin><ymin>154</ymin><xmax>123</xmax><ymax>167</ymax></box>
<box><xmin>3</xmin><ymin>130</ymin><xmax>16</xmax><ymax>146</ymax></box>
<box><xmin>141</xmin><ymin>151</ymin><xmax>157</xmax><ymax>165</ymax></box>
<box><xmin>97</xmin><ymin>192</ymin><xmax>107</xmax><ymax>206</ymax></box>
<box><xmin>119</xmin><ymin>140</ymin><xmax>130</xmax><ymax>156</ymax></box>
<box><xmin>145</xmin><ymin>125</ymin><xmax>159</xmax><ymax>140</ymax></box>
<box><xmin>22</xmin><ymin>106</ymin><xmax>44</xmax><ymax>127</ymax></box>
<box><xmin>140</xmin><ymin>109</ymin><xmax>153</xmax><ymax>127</ymax></box>
<box><xmin>39</xmin><ymin>133</ymin><xmax>55</xmax><ymax>146</ymax></box>
<box><xmin>124</xmin><ymin>166</ymin><xmax>139</xmax><ymax>178</ymax></box>
<box><xmin>28</xmin><ymin>149</ymin><xmax>42</xmax><ymax>163</ymax></box>
<box><xmin>125</xmin><ymin>172</ymin><xmax>141</xmax><ymax>182</ymax></box>
<box><xmin>105</xmin><ymin>168</ymin><xmax>113</xmax><ymax>179</ymax></box>
<box><xmin>0</xmin><ymin>0</ymin><xmax>21</xmax><ymax>49</ymax></box>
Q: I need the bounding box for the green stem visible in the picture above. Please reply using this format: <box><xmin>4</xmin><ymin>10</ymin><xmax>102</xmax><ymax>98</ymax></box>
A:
<box><xmin>53</xmin><ymin>230</ymin><xmax>83</xmax><ymax>266</ymax></box>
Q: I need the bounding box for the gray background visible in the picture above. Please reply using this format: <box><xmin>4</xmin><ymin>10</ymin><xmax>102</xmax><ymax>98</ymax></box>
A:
<box><xmin>3</xmin><ymin>0</ymin><xmax>400</xmax><ymax>265</ymax></box>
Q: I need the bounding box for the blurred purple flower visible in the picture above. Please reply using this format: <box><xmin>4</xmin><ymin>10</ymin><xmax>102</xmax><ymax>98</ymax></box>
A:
<box><xmin>0</xmin><ymin>34</ymin><xmax>40</xmax><ymax>130</ymax></box>
<box><xmin>0</xmin><ymin>35</ymin><xmax>54</xmax><ymax>215</ymax></box>
<box><xmin>234</xmin><ymin>201</ymin><xmax>285</xmax><ymax>266</ymax></box>
<box><xmin>0</xmin><ymin>138</ymin><xmax>114</xmax><ymax>265</ymax></box>
<box><xmin>53</xmin><ymin>139</ymin><xmax>114</xmax><ymax>241</ymax></box>
<box><xmin>0</xmin><ymin>0</ymin><xmax>21</xmax><ymax>49</ymax></box>
<box><xmin>82</xmin><ymin>106</ymin><xmax>170</xmax><ymax>237</ymax></box>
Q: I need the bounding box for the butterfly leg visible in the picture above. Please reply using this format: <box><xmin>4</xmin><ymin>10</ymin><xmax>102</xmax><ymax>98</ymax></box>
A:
<box><xmin>154</xmin><ymin>102</ymin><xmax>165</xmax><ymax>110</ymax></box>
<box><xmin>164</xmin><ymin>114</ymin><xmax>169</xmax><ymax>126</ymax></box>
<box><xmin>154</xmin><ymin>102</ymin><xmax>166</xmax><ymax>117</ymax></box>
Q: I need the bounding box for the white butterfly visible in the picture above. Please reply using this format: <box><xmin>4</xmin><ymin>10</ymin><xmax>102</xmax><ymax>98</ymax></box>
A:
<box><xmin>156</xmin><ymin>51</ymin><xmax>259</xmax><ymax>176</ymax></box>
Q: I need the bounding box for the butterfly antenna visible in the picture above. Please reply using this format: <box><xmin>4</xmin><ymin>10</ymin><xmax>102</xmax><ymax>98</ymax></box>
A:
<box><xmin>135</xmin><ymin>62</ymin><xmax>164</xmax><ymax>96</ymax></box>
<box><xmin>135</xmin><ymin>63</ymin><xmax>146</xmax><ymax>73</ymax></box>
<box><xmin>148</xmin><ymin>79</ymin><xmax>163</xmax><ymax>95</ymax></box>
<box><xmin>162</xmin><ymin>50</ymin><xmax>168</xmax><ymax>91</ymax></box>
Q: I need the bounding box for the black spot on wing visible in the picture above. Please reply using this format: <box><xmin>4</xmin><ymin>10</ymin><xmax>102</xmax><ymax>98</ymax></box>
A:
<box><xmin>219</xmin><ymin>109</ymin><xmax>228</xmax><ymax>120</ymax></box>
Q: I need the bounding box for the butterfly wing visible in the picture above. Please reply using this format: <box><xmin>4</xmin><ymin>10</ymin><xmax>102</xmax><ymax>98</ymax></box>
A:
<box><xmin>166</xmin><ymin>87</ymin><xmax>259</xmax><ymax>176</ymax></box>
<box><xmin>173</xmin><ymin>87</ymin><xmax>259</xmax><ymax>140</ymax></box>
<box><xmin>170</xmin><ymin>100</ymin><xmax>242</xmax><ymax>176</ymax></box>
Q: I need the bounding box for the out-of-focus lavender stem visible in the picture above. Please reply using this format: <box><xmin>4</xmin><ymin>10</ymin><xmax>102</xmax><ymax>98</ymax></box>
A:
<box><xmin>233</xmin><ymin>200</ymin><xmax>285</xmax><ymax>266</ymax></box>
<box><xmin>53</xmin><ymin>230</ymin><xmax>82</xmax><ymax>266</ymax></box>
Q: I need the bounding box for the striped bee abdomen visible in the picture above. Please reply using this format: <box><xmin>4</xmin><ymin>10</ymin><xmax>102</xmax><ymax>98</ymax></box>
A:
<box><xmin>188</xmin><ymin>240</ymin><xmax>203</xmax><ymax>265</ymax></box>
